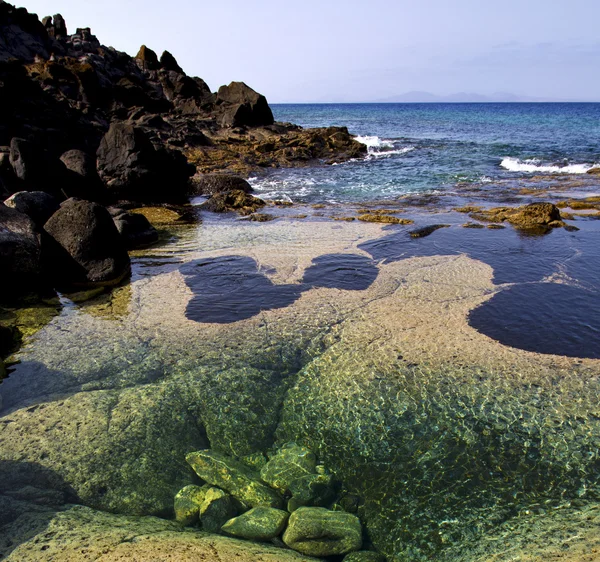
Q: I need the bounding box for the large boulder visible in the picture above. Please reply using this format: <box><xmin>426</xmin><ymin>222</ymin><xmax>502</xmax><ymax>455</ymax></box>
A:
<box><xmin>260</xmin><ymin>442</ymin><xmax>317</xmax><ymax>494</ymax></box>
<box><xmin>222</xmin><ymin>506</ymin><xmax>289</xmax><ymax>541</ymax></box>
<box><xmin>216</xmin><ymin>82</ymin><xmax>274</xmax><ymax>127</ymax></box>
<box><xmin>0</xmin><ymin>203</ymin><xmax>42</xmax><ymax>291</ymax></box>
<box><xmin>191</xmin><ymin>174</ymin><xmax>253</xmax><ymax>196</ymax></box>
<box><xmin>96</xmin><ymin>123</ymin><xmax>194</xmax><ymax>202</ymax></box>
<box><xmin>174</xmin><ymin>484</ymin><xmax>211</xmax><ymax>526</ymax></box>
<box><xmin>43</xmin><ymin>198</ymin><xmax>130</xmax><ymax>286</ymax></box>
<box><xmin>3</xmin><ymin>191</ymin><xmax>59</xmax><ymax>228</ymax></box>
<box><xmin>282</xmin><ymin>507</ymin><xmax>363</xmax><ymax>557</ymax></box>
<box><xmin>112</xmin><ymin>210</ymin><xmax>159</xmax><ymax>249</ymax></box>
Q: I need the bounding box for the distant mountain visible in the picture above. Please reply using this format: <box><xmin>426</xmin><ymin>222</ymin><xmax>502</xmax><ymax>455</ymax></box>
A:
<box><xmin>375</xmin><ymin>91</ymin><xmax>559</xmax><ymax>103</ymax></box>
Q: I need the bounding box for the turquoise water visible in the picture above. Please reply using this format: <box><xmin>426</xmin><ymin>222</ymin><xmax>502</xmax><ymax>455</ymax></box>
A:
<box><xmin>250</xmin><ymin>103</ymin><xmax>600</xmax><ymax>202</ymax></box>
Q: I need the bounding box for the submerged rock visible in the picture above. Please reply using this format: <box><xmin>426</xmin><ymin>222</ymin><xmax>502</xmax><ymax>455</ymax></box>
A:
<box><xmin>260</xmin><ymin>442</ymin><xmax>317</xmax><ymax>494</ymax></box>
<box><xmin>343</xmin><ymin>552</ymin><xmax>386</xmax><ymax>562</ymax></box>
<box><xmin>357</xmin><ymin>214</ymin><xmax>413</xmax><ymax>225</ymax></box>
<box><xmin>186</xmin><ymin>450</ymin><xmax>284</xmax><ymax>508</ymax></box>
<box><xmin>282</xmin><ymin>507</ymin><xmax>363</xmax><ymax>557</ymax></box>
<box><xmin>174</xmin><ymin>484</ymin><xmax>211</xmax><ymax>526</ymax></box>
<box><xmin>409</xmin><ymin>224</ymin><xmax>450</xmax><ymax>238</ymax></box>
<box><xmin>199</xmin><ymin>190</ymin><xmax>265</xmax><ymax>214</ymax></box>
<box><xmin>43</xmin><ymin>198</ymin><xmax>130</xmax><ymax>286</ymax></box>
<box><xmin>287</xmin><ymin>471</ymin><xmax>336</xmax><ymax>512</ymax></box>
<box><xmin>199</xmin><ymin>487</ymin><xmax>238</xmax><ymax>533</ymax></box>
<box><xmin>221</xmin><ymin>506</ymin><xmax>289</xmax><ymax>541</ymax></box>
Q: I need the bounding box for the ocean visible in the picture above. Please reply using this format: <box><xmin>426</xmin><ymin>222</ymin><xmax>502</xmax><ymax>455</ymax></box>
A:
<box><xmin>249</xmin><ymin>103</ymin><xmax>600</xmax><ymax>203</ymax></box>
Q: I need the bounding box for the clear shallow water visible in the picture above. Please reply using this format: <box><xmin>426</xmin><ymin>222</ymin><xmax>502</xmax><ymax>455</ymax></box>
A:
<box><xmin>250</xmin><ymin>103</ymin><xmax>600</xmax><ymax>203</ymax></box>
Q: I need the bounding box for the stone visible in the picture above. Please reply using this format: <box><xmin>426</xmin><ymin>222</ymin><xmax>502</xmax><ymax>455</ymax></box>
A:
<box><xmin>200</xmin><ymin>190</ymin><xmax>265</xmax><ymax>214</ymax></box>
<box><xmin>186</xmin><ymin>450</ymin><xmax>284</xmax><ymax>509</ymax></box>
<box><xmin>216</xmin><ymin>81</ymin><xmax>274</xmax><ymax>127</ymax></box>
<box><xmin>0</xmin><ymin>203</ymin><xmax>42</xmax><ymax>290</ymax></box>
<box><xmin>174</xmin><ymin>484</ymin><xmax>211</xmax><ymax>526</ymax></box>
<box><xmin>282</xmin><ymin>507</ymin><xmax>363</xmax><ymax>557</ymax></box>
<box><xmin>343</xmin><ymin>552</ymin><xmax>386</xmax><ymax>562</ymax></box>
<box><xmin>409</xmin><ymin>224</ymin><xmax>450</xmax><ymax>238</ymax></box>
<box><xmin>51</xmin><ymin>13</ymin><xmax>67</xmax><ymax>38</ymax></box>
<box><xmin>160</xmin><ymin>50</ymin><xmax>184</xmax><ymax>74</ymax></box>
<box><xmin>470</xmin><ymin>202</ymin><xmax>563</xmax><ymax>232</ymax></box>
<box><xmin>43</xmin><ymin>198</ymin><xmax>130</xmax><ymax>286</ymax></box>
<box><xmin>135</xmin><ymin>45</ymin><xmax>159</xmax><ymax>70</ymax></box>
<box><xmin>60</xmin><ymin>149</ymin><xmax>96</xmax><ymax>179</ymax></box>
<box><xmin>3</xmin><ymin>191</ymin><xmax>59</xmax><ymax>228</ymax></box>
<box><xmin>287</xmin><ymin>472</ymin><xmax>336</xmax><ymax>512</ymax></box>
<box><xmin>112</xmin><ymin>211</ymin><xmax>159</xmax><ymax>249</ymax></box>
<box><xmin>9</xmin><ymin>137</ymin><xmax>38</xmax><ymax>183</ymax></box>
<box><xmin>357</xmin><ymin>214</ymin><xmax>413</xmax><ymax>225</ymax></box>
<box><xmin>191</xmin><ymin>174</ymin><xmax>253</xmax><ymax>196</ymax></box>
<box><xmin>198</xmin><ymin>487</ymin><xmax>238</xmax><ymax>533</ymax></box>
<box><xmin>260</xmin><ymin>442</ymin><xmax>317</xmax><ymax>494</ymax></box>
<box><xmin>221</xmin><ymin>506</ymin><xmax>289</xmax><ymax>541</ymax></box>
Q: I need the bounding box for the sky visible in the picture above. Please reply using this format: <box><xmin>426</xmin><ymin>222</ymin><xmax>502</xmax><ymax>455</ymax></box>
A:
<box><xmin>20</xmin><ymin>0</ymin><xmax>600</xmax><ymax>103</ymax></box>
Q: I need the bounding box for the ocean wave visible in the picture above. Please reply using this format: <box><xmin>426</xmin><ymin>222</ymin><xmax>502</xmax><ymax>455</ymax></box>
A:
<box><xmin>500</xmin><ymin>157</ymin><xmax>596</xmax><ymax>174</ymax></box>
<box><xmin>355</xmin><ymin>135</ymin><xmax>415</xmax><ymax>159</ymax></box>
<box><xmin>354</xmin><ymin>135</ymin><xmax>394</xmax><ymax>149</ymax></box>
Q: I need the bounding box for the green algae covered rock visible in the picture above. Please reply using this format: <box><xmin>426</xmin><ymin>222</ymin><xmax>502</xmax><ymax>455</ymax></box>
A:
<box><xmin>174</xmin><ymin>484</ymin><xmax>211</xmax><ymax>526</ymax></box>
<box><xmin>260</xmin><ymin>442</ymin><xmax>317</xmax><ymax>494</ymax></box>
<box><xmin>343</xmin><ymin>551</ymin><xmax>386</xmax><ymax>562</ymax></box>
<box><xmin>283</xmin><ymin>507</ymin><xmax>362</xmax><ymax>557</ymax></box>
<box><xmin>199</xmin><ymin>487</ymin><xmax>238</xmax><ymax>533</ymax></box>
<box><xmin>221</xmin><ymin>506</ymin><xmax>289</xmax><ymax>540</ymax></box>
<box><xmin>186</xmin><ymin>450</ymin><xmax>283</xmax><ymax>508</ymax></box>
<box><xmin>287</xmin><ymin>471</ymin><xmax>336</xmax><ymax>512</ymax></box>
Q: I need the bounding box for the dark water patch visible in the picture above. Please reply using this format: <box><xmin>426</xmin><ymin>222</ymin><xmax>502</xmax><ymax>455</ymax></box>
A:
<box><xmin>182</xmin><ymin>256</ymin><xmax>303</xmax><ymax>324</ymax></box>
<box><xmin>469</xmin><ymin>283</ymin><xmax>600</xmax><ymax>359</ymax></box>
<box><xmin>301</xmin><ymin>253</ymin><xmax>378</xmax><ymax>291</ymax></box>
<box><xmin>183</xmin><ymin>253</ymin><xmax>379</xmax><ymax>323</ymax></box>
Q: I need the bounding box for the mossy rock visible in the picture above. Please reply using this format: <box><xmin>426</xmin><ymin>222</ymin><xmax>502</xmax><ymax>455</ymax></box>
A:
<box><xmin>260</xmin><ymin>442</ymin><xmax>317</xmax><ymax>494</ymax></box>
<box><xmin>287</xmin><ymin>471</ymin><xmax>336</xmax><ymax>512</ymax></box>
<box><xmin>199</xmin><ymin>487</ymin><xmax>238</xmax><ymax>533</ymax></box>
<box><xmin>174</xmin><ymin>484</ymin><xmax>211</xmax><ymax>526</ymax></box>
<box><xmin>357</xmin><ymin>214</ymin><xmax>413</xmax><ymax>225</ymax></box>
<box><xmin>343</xmin><ymin>552</ymin><xmax>386</xmax><ymax>562</ymax></box>
<box><xmin>186</xmin><ymin>450</ymin><xmax>283</xmax><ymax>508</ymax></box>
<box><xmin>283</xmin><ymin>507</ymin><xmax>362</xmax><ymax>557</ymax></box>
<box><xmin>222</xmin><ymin>506</ymin><xmax>289</xmax><ymax>540</ymax></box>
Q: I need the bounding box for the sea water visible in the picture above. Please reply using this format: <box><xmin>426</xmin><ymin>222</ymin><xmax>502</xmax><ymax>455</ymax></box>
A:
<box><xmin>249</xmin><ymin>103</ymin><xmax>600</xmax><ymax>202</ymax></box>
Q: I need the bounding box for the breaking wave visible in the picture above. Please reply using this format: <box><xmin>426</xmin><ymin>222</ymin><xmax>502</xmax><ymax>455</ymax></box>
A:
<box><xmin>501</xmin><ymin>157</ymin><xmax>597</xmax><ymax>174</ymax></box>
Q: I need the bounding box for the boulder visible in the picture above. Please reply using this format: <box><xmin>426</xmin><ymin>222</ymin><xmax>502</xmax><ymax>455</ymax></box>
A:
<box><xmin>221</xmin><ymin>506</ymin><xmax>289</xmax><ymax>541</ymax></box>
<box><xmin>3</xmin><ymin>191</ymin><xmax>59</xmax><ymax>228</ymax></box>
<box><xmin>112</xmin><ymin>211</ymin><xmax>159</xmax><ymax>249</ymax></box>
<box><xmin>287</xmin><ymin>471</ymin><xmax>336</xmax><ymax>512</ymax></box>
<box><xmin>43</xmin><ymin>198</ymin><xmax>130</xmax><ymax>286</ymax></box>
<box><xmin>191</xmin><ymin>174</ymin><xmax>253</xmax><ymax>196</ymax></box>
<box><xmin>0</xmin><ymin>203</ymin><xmax>42</xmax><ymax>290</ymax></box>
<box><xmin>135</xmin><ymin>45</ymin><xmax>159</xmax><ymax>70</ymax></box>
<box><xmin>200</xmin><ymin>190</ymin><xmax>265</xmax><ymax>214</ymax></box>
<box><xmin>470</xmin><ymin>203</ymin><xmax>563</xmax><ymax>232</ymax></box>
<box><xmin>60</xmin><ymin>149</ymin><xmax>97</xmax><ymax>180</ymax></box>
<box><xmin>96</xmin><ymin>123</ymin><xmax>194</xmax><ymax>202</ymax></box>
<box><xmin>9</xmin><ymin>137</ymin><xmax>39</xmax><ymax>183</ymax></box>
<box><xmin>260</xmin><ymin>442</ymin><xmax>317</xmax><ymax>494</ymax></box>
<box><xmin>186</xmin><ymin>450</ymin><xmax>284</xmax><ymax>509</ymax></box>
<box><xmin>216</xmin><ymin>82</ymin><xmax>274</xmax><ymax>127</ymax></box>
<box><xmin>282</xmin><ymin>507</ymin><xmax>362</xmax><ymax>557</ymax></box>
<box><xmin>160</xmin><ymin>50</ymin><xmax>184</xmax><ymax>74</ymax></box>
<box><xmin>198</xmin><ymin>487</ymin><xmax>238</xmax><ymax>533</ymax></box>
<box><xmin>174</xmin><ymin>484</ymin><xmax>211</xmax><ymax>526</ymax></box>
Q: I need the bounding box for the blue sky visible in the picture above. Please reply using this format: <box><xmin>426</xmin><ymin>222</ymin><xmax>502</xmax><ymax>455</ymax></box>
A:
<box><xmin>23</xmin><ymin>0</ymin><xmax>600</xmax><ymax>102</ymax></box>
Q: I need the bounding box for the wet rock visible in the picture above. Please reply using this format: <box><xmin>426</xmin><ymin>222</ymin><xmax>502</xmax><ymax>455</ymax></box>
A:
<box><xmin>357</xmin><ymin>214</ymin><xmax>413</xmax><ymax>225</ymax></box>
<box><xmin>216</xmin><ymin>81</ymin><xmax>274</xmax><ymax>127</ymax></box>
<box><xmin>200</xmin><ymin>190</ymin><xmax>265</xmax><ymax>214</ymax></box>
<box><xmin>287</xmin><ymin>471</ymin><xmax>336</xmax><ymax>512</ymax></box>
<box><xmin>112</xmin><ymin>211</ymin><xmax>159</xmax><ymax>249</ymax></box>
<box><xmin>191</xmin><ymin>173</ymin><xmax>253</xmax><ymax>196</ymax></box>
<box><xmin>0</xmin><ymin>203</ymin><xmax>42</xmax><ymax>290</ymax></box>
<box><xmin>96</xmin><ymin>123</ymin><xmax>194</xmax><ymax>202</ymax></box>
<box><xmin>43</xmin><ymin>198</ymin><xmax>130</xmax><ymax>286</ymax></box>
<box><xmin>186</xmin><ymin>450</ymin><xmax>284</xmax><ymax>509</ymax></box>
<box><xmin>160</xmin><ymin>50</ymin><xmax>184</xmax><ymax>73</ymax></box>
<box><xmin>247</xmin><ymin>213</ymin><xmax>275</xmax><ymax>222</ymax></box>
<box><xmin>3</xmin><ymin>191</ymin><xmax>59</xmax><ymax>228</ymax></box>
<box><xmin>199</xmin><ymin>487</ymin><xmax>238</xmax><ymax>533</ymax></box>
<box><xmin>343</xmin><ymin>552</ymin><xmax>386</xmax><ymax>562</ymax></box>
<box><xmin>260</xmin><ymin>442</ymin><xmax>317</xmax><ymax>494</ymax></box>
<box><xmin>409</xmin><ymin>224</ymin><xmax>450</xmax><ymax>238</ymax></box>
<box><xmin>283</xmin><ymin>507</ymin><xmax>362</xmax><ymax>557</ymax></box>
<box><xmin>174</xmin><ymin>484</ymin><xmax>211</xmax><ymax>526</ymax></box>
<box><xmin>470</xmin><ymin>202</ymin><xmax>563</xmax><ymax>232</ymax></box>
<box><xmin>221</xmin><ymin>506</ymin><xmax>289</xmax><ymax>541</ymax></box>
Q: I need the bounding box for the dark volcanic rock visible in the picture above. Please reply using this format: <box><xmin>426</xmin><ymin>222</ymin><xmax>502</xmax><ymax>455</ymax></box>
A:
<box><xmin>0</xmin><ymin>203</ymin><xmax>42</xmax><ymax>290</ymax></box>
<box><xmin>216</xmin><ymin>82</ymin><xmax>274</xmax><ymax>127</ymax></box>
<box><xmin>60</xmin><ymin>149</ymin><xmax>96</xmax><ymax>179</ymax></box>
<box><xmin>191</xmin><ymin>174</ymin><xmax>253</xmax><ymax>196</ymax></box>
<box><xmin>200</xmin><ymin>190</ymin><xmax>265</xmax><ymax>214</ymax></box>
<box><xmin>0</xmin><ymin>3</ymin><xmax>54</xmax><ymax>62</ymax></box>
<box><xmin>3</xmin><ymin>191</ymin><xmax>59</xmax><ymax>227</ymax></box>
<box><xmin>43</xmin><ymin>198</ymin><xmax>130</xmax><ymax>286</ymax></box>
<box><xmin>135</xmin><ymin>44</ymin><xmax>159</xmax><ymax>70</ymax></box>
<box><xmin>112</xmin><ymin>210</ymin><xmax>159</xmax><ymax>249</ymax></box>
<box><xmin>159</xmin><ymin>50</ymin><xmax>183</xmax><ymax>74</ymax></box>
<box><xmin>96</xmin><ymin>123</ymin><xmax>193</xmax><ymax>202</ymax></box>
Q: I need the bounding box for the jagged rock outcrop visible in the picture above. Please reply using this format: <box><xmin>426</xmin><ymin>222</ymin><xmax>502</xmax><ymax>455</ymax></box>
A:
<box><xmin>216</xmin><ymin>81</ymin><xmax>274</xmax><ymax>127</ymax></box>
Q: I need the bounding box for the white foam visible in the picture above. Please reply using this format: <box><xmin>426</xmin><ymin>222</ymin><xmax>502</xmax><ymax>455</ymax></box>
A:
<box><xmin>501</xmin><ymin>157</ymin><xmax>596</xmax><ymax>175</ymax></box>
<box><xmin>355</xmin><ymin>135</ymin><xmax>395</xmax><ymax>149</ymax></box>
<box><xmin>366</xmin><ymin>146</ymin><xmax>415</xmax><ymax>159</ymax></box>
